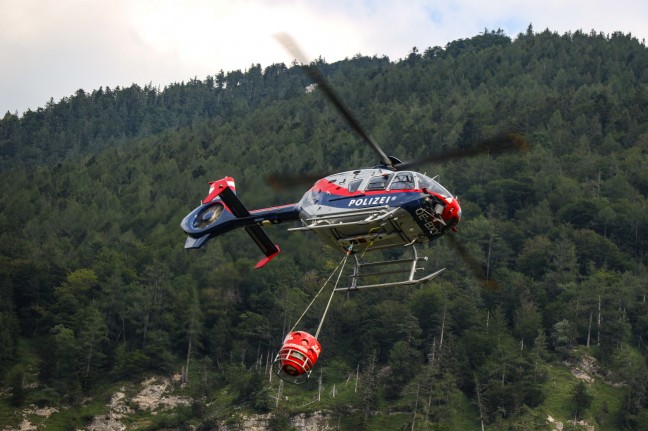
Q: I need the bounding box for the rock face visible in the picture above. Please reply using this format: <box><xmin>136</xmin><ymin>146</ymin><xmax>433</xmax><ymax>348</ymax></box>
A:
<box><xmin>547</xmin><ymin>415</ymin><xmax>564</xmax><ymax>431</ymax></box>
<box><xmin>131</xmin><ymin>377</ymin><xmax>191</xmax><ymax>412</ymax></box>
<box><xmin>2</xmin><ymin>376</ymin><xmax>333</xmax><ymax>431</ymax></box>
<box><xmin>217</xmin><ymin>411</ymin><xmax>333</xmax><ymax>431</ymax></box>
<box><xmin>570</xmin><ymin>355</ymin><xmax>597</xmax><ymax>383</ymax></box>
<box><xmin>290</xmin><ymin>412</ymin><xmax>333</xmax><ymax>430</ymax></box>
<box><xmin>85</xmin><ymin>391</ymin><xmax>131</xmax><ymax>431</ymax></box>
<box><xmin>547</xmin><ymin>415</ymin><xmax>595</xmax><ymax>431</ymax></box>
<box><xmin>85</xmin><ymin>376</ymin><xmax>191</xmax><ymax>431</ymax></box>
<box><xmin>1</xmin><ymin>406</ymin><xmax>59</xmax><ymax>431</ymax></box>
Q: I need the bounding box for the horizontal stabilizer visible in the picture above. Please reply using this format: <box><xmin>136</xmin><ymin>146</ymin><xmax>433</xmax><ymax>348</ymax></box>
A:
<box><xmin>252</xmin><ymin>241</ymin><xmax>280</xmax><ymax>269</ymax></box>
<box><xmin>184</xmin><ymin>234</ymin><xmax>211</xmax><ymax>249</ymax></box>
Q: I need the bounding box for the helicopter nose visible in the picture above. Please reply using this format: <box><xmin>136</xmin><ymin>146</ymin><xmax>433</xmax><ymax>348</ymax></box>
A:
<box><xmin>442</xmin><ymin>197</ymin><xmax>462</xmax><ymax>229</ymax></box>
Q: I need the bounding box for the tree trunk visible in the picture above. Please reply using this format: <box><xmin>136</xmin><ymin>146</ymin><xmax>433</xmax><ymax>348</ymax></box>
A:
<box><xmin>411</xmin><ymin>384</ymin><xmax>420</xmax><ymax>431</ymax></box>
<box><xmin>587</xmin><ymin>311</ymin><xmax>593</xmax><ymax>348</ymax></box>
<box><xmin>486</xmin><ymin>231</ymin><xmax>493</xmax><ymax>282</ymax></box>
<box><xmin>439</xmin><ymin>303</ymin><xmax>447</xmax><ymax>349</ymax></box>
<box><xmin>318</xmin><ymin>371</ymin><xmax>322</xmax><ymax>401</ymax></box>
<box><xmin>355</xmin><ymin>364</ymin><xmax>359</xmax><ymax>393</ymax></box>
<box><xmin>184</xmin><ymin>334</ymin><xmax>192</xmax><ymax>384</ymax></box>
<box><xmin>275</xmin><ymin>380</ymin><xmax>283</xmax><ymax>407</ymax></box>
<box><xmin>597</xmin><ymin>296</ymin><xmax>601</xmax><ymax>347</ymax></box>
<box><xmin>474</xmin><ymin>374</ymin><xmax>486</xmax><ymax>431</ymax></box>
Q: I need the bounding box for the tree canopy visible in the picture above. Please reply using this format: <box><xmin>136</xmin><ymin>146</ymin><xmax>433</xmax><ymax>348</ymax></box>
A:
<box><xmin>1</xmin><ymin>27</ymin><xmax>648</xmax><ymax>430</ymax></box>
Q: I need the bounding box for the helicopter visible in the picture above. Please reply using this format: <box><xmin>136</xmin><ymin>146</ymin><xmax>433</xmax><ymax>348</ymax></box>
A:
<box><xmin>181</xmin><ymin>35</ymin><xmax>528</xmax><ymax>381</ymax></box>
<box><xmin>180</xmin><ymin>34</ymin><xmax>527</xmax><ymax>291</ymax></box>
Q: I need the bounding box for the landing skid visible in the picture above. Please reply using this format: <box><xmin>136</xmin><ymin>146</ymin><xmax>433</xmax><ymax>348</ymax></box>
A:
<box><xmin>336</xmin><ymin>246</ymin><xmax>444</xmax><ymax>291</ymax></box>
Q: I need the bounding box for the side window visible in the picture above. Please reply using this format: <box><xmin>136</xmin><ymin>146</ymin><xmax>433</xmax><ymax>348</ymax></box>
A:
<box><xmin>365</xmin><ymin>174</ymin><xmax>393</xmax><ymax>191</ymax></box>
<box><xmin>389</xmin><ymin>172</ymin><xmax>415</xmax><ymax>190</ymax></box>
<box><xmin>348</xmin><ymin>179</ymin><xmax>363</xmax><ymax>193</ymax></box>
<box><xmin>416</xmin><ymin>174</ymin><xmax>433</xmax><ymax>190</ymax></box>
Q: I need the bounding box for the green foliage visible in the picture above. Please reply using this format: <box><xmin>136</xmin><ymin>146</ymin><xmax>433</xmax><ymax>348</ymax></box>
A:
<box><xmin>140</xmin><ymin>405</ymin><xmax>194</xmax><ymax>431</ymax></box>
<box><xmin>1</xmin><ymin>27</ymin><xmax>648</xmax><ymax>428</ymax></box>
<box><xmin>5</xmin><ymin>364</ymin><xmax>26</xmax><ymax>407</ymax></box>
<box><xmin>552</xmin><ymin>319</ymin><xmax>577</xmax><ymax>360</ymax></box>
<box><xmin>570</xmin><ymin>381</ymin><xmax>593</xmax><ymax>419</ymax></box>
<box><xmin>384</xmin><ymin>341</ymin><xmax>422</xmax><ymax>399</ymax></box>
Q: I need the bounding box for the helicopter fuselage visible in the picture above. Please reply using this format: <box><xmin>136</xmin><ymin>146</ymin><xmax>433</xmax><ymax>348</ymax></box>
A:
<box><xmin>181</xmin><ymin>168</ymin><xmax>461</xmax><ymax>265</ymax></box>
<box><xmin>292</xmin><ymin>168</ymin><xmax>461</xmax><ymax>253</ymax></box>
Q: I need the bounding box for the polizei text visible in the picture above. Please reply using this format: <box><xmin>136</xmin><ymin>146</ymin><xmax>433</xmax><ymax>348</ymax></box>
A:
<box><xmin>347</xmin><ymin>196</ymin><xmax>394</xmax><ymax>207</ymax></box>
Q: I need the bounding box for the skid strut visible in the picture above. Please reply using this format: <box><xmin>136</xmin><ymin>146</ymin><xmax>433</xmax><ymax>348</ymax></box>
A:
<box><xmin>337</xmin><ymin>246</ymin><xmax>444</xmax><ymax>291</ymax></box>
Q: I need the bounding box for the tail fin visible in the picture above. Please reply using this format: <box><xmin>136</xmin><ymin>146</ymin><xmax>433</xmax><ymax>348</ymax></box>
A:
<box><xmin>181</xmin><ymin>177</ymin><xmax>280</xmax><ymax>269</ymax></box>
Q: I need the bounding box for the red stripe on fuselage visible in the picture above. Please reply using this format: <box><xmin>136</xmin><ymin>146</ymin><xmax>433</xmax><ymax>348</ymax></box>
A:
<box><xmin>311</xmin><ymin>178</ymin><xmax>422</xmax><ymax>197</ymax></box>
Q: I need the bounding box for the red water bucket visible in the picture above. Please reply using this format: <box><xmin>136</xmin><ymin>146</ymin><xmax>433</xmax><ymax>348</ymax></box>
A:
<box><xmin>277</xmin><ymin>331</ymin><xmax>321</xmax><ymax>376</ymax></box>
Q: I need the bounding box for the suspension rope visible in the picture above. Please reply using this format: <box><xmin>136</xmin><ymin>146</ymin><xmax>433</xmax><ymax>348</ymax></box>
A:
<box><xmin>315</xmin><ymin>246</ymin><xmax>353</xmax><ymax>338</ymax></box>
<box><xmin>287</xmin><ymin>247</ymin><xmax>351</xmax><ymax>335</ymax></box>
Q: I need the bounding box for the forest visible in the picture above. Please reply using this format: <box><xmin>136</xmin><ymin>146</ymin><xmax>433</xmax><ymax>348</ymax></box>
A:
<box><xmin>1</xmin><ymin>26</ymin><xmax>648</xmax><ymax>430</ymax></box>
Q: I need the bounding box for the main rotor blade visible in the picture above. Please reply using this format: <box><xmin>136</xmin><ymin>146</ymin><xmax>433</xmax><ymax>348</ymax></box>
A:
<box><xmin>266</xmin><ymin>172</ymin><xmax>324</xmax><ymax>192</ymax></box>
<box><xmin>267</xmin><ymin>132</ymin><xmax>528</xmax><ymax>190</ymax></box>
<box><xmin>394</xmin><ymin>132</ymin><xmax>529</xmax><ymax>171</ymax></box>
<box><xmin>446</xmin><ymin>234</ymin><xmax>499</xmax><ymax>291</ymax></box>
<box><xmin>275</xmin><ymin>33</ymin><xmax>393</xmax><ymax>168</ymax></box>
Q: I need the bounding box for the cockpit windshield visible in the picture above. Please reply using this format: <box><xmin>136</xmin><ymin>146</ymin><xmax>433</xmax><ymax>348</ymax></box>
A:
<box><xmin>389</xmin><ymin>172</ymin><xmax>416</xmax><ymax>190</ymax></box>
<box><xmin>416</xmin><ymin>173</ymin><xmax>453</xmax><ymax>198</ymax></box>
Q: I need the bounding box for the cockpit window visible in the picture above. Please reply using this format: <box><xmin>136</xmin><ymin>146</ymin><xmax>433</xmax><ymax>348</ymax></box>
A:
<box><xmin>389</xmin><ymin>172</ymin><xmax>416</xmax><ymax>190</ymax></box>
<box><xmin>348</xmin><ymin>179</ymin><xmax>363</xmax><ymax>193</ymax></box>
<box><xmin>365</xmin><ymin>174</ymin><xmax>393</xmax><ymax>191</ymax></box>
<box><xmin>417</xmin><ymin>174</ymin><xmax>452</xmax><ymax>197</ymax></box>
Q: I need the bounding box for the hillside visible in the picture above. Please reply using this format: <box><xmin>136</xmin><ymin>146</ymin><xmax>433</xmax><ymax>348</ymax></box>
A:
<box><xmin>1</xmin><ymin>27</ymin><xmax>648</xmax><ymax>430</ymax></box>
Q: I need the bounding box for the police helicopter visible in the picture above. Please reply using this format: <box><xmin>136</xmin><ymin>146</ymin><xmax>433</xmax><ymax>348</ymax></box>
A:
<box><xmin>181</xmin><ymin>34</ymin><xmax>526</xmax><ymax>290</ymax></box>
<box><xmin>180</xmin><ymin>35</ymin><xmax>527</xmax><ymax>381</ymax></box>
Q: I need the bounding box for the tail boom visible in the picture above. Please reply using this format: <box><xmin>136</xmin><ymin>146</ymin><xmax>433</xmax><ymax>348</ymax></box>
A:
<box><xmin>181</xmin><ymin>177</ymin><xmax>299</xmax><ymax>268</ymax></box>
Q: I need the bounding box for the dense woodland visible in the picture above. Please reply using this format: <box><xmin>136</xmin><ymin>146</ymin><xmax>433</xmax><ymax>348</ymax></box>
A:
<box><xmin>1</xmin><ymin>26</ymin><xmax>648</xmax><ymax>430</ymax></box>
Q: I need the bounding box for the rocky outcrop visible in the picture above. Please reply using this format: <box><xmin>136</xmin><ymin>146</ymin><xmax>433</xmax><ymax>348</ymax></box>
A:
<box><xmin>547</xmin><ymin>415</ymin><xmax>595</xmax><ymax>431</ymax></box>
<box><xmin>85</xmin><ymin>376</ymin><xmax>190</xmax><ymax>431</ymax></box>
<box><xmin>217</xmin><ymin>411</ymin><xmax>333</xmax><ymax>431</ymax></box>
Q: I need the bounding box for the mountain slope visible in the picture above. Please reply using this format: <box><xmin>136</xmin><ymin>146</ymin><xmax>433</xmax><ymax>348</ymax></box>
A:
<box><xmin>1</xmin><ymin>28</ymin><xmax>648</xmax><ymax>430</ymax></box>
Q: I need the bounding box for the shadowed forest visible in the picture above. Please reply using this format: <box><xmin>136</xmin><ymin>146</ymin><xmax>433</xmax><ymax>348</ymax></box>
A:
<box><xmin>1</xmin><ymin>26</ymin><xmax>648</xmax><ymax>430</ymax></box>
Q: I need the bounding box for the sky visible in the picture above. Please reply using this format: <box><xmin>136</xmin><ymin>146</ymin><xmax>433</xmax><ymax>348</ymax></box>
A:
<box><xmin>1</xmin><ymin>0</ymin><xmax>647</xmax><ymax>116</ymax></box>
